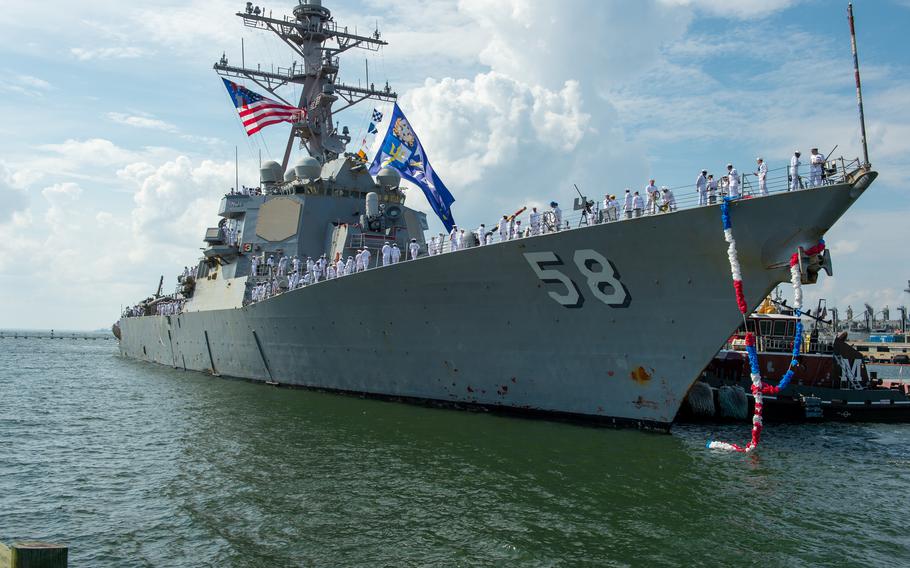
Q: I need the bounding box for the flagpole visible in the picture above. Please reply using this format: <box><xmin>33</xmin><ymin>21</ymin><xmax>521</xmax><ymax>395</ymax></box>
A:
<box><xmin>848</xmin><ymin>3</ymin><xmax>870</xmax><ymax>168</ymax></box>
<box><xmin>235</xmin><ymin>145</ymin><xmax>239</xmax><ymax>193</ymax></box>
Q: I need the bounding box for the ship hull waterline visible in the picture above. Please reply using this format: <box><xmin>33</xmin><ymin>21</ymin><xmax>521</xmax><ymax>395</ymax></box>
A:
<box><xmin>118</xmin><ymin>176</ymin><xmax>874</xmax><ymax>431</ymax></box>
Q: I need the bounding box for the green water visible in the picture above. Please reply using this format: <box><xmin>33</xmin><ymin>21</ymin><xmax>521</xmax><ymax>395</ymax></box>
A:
<box><xmin>1</xmin><ymin>335</ymin><xmax>908</xmax><ymax>566</ymax></box>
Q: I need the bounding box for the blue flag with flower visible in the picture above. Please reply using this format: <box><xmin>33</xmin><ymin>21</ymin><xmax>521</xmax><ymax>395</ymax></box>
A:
<box><xmin>369</xmin><ymin>104</ymin><xmax>456</xmax><ymax>231</ymax></box>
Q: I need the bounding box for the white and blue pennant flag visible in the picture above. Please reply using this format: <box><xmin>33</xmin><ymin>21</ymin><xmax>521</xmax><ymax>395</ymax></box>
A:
<box><xmin>369</xmin><ymin>104</ymin><xmax>456</xmax><ymax>231</ymax></box>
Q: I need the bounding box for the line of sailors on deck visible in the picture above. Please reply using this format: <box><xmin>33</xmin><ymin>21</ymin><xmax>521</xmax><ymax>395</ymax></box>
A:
<box><xmin>122</xmin><ymin>299</ymin><xmax>185</xmax><ymax>318</ymax></box>
<box><xmin>247</xmin><ymin>240</ymin><xmax>426</xmax><ymax>303</ymax></box>
<box><xmin>227</xmin><ymin>185</ymin><xmax>263</xmax><ymax>196</ymax></box>
<box><xmin>155</xmin><ymin>300</ymin><xmax>184</xmax><ymax>316</ymax></box>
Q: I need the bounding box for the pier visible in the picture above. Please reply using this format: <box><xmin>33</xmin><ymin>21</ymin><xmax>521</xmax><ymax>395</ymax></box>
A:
<box><xmin>0</xmin><ymin>331</ymin><xmax>114</xmax><ymax>341</ymax></box>
<box><xmin>0</xmin><ymin>541</ymin><xmax>67</xmax><ymax>567</ymax></box>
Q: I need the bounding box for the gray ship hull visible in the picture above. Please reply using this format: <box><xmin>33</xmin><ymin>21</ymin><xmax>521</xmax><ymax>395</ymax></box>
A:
<box><xmin>118</xmin><ymin>178</ymin><xmax>872</xmax><ymax>429</ymax></box>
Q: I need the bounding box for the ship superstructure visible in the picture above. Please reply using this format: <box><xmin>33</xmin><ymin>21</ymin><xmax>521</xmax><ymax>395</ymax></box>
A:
<box><xmin>115</xmin><ymin>0</ymin><xmax>878</xmax><ymax>430</ymax></box>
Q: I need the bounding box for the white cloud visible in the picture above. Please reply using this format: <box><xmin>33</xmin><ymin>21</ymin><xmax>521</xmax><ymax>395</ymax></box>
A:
<box><xmin>41</xmin><ymin>182</ymin><xmax>83</xmax><ymax>201</ymax></box>
<box><xmin>659</xmin><ymin>0</ymin><xmax>801</xmax><ymax>19</ymax></box>
<box><xmin>41</xmin><ymin>182</ymin><xmax>83</xmax><ymax>225</ymax></box>
<box><xmin>126</xmin><ymin>156</ymin><xmax>236</xmax><ymax>255</ymax></box>
<box><xmin>69</xmin><ymin>46</ymin><xmax>148</xmax><ymax>61</ymax></box>
<box><xmin>0</xmin><ymin>73</ymin><xmax>53</xmax><ymax>97</ymax></box>
<box><xmin>107</xmin><ymin>112</ymin><xmax>179</xmax><ymax>133</ymax></box>
<box><xmin>0</xmin><ymin>165</ymin><xmax>29</xmax><ymax>224</ymax></box>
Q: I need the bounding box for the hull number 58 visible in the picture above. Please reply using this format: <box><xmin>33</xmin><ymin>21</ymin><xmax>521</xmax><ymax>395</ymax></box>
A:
<box><xmin>523</xmin><ymin>249</ymin><xmax>631</xmax><ymax>309</ymax></box>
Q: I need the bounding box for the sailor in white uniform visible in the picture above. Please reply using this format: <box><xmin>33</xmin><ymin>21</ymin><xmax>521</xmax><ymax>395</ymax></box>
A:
<box><xmin>726</xmin><ymin>164</ymin><xmax>740</xmax><ymax>198</ymax></box>
<box><xmin>755</xmin><ymin>157</ymin><xmax>768</xmax><ymax>196</ymax></box>
<box><xmin>345</xmin><ymin>256</ymin><xmax>354</xmax><ymax>275</ymax></box>
<box><xmin>789</xmin><ymin>150</ymin><xmax>801</xmax><ymax>191</ymax></box>
<box><xmin>631</xmin><ymin>191</ymin><xmax>644</xmax><ymax>217</ymax></box>
<box><xmin>360</xmin><ymin>248</ymin><xmax>371</xmax><ymax>270</ymax></box>
<box><xmin>623</xmin><ymin>189</ymin><xmax>633</xmax><ymax>219</ymax></box>
<box><xmin>390</xmin><ymin>243</ymin><xmax>401</xmax><ymax>264</ymax></box>
<box><xmin>661</xmin><ymin>187</ymin><xmax>677</xmax><ymax>211</ymax></box>
<box><xmin>809</xmin><ymin>148</ymin><xmax>825</xmax><ymax>187</ymax></box>
<box><xmin>512</xmin><ymin>220</ymin><xmax>523</xmax><ymax>239</ymax></box>
<box><xmin>477</xmin><ymin>224</ymin><xmax>487</xmax><ymax>245</ymax></box>
<box><xmin>499</xmin><ymin>215</ymin><xmax>510</xmax><ymax>242</ymax></box>
<box><xmin>449</xmin><ymin>226</ymin><xmax>459</xmax><ymax>252</ymax></box>
<box><xmin>305</xmin><ymin>257</ymin><xmax>315</xmax><ymax>280</ymax></box>
<box><xmin>326</xmin><ymin>265</ymin><xmax>335</xmax><ymax>280</ymax></box>
<box><xmin>428</xmin><ymin>236</ymin><xmax>437</xmax><ymax>256</ymax></box>
<box><xmin>550</xmin><ymin>202</ymin><xmax>562</xmax><ymax>231</ymax></box>
<box><xmin>457</xmin><ymin>229</ymin><xmax>465</xmax><ymax>250</ymax></box>
<box><xmin>529</xmin><ymin>207</ymin><xmax>541</xmax><ymax>235</ymax></box>
<box><xmin>382</xmin><ymin>242</ymin><xmax>392</xmax><ymax>265</ymax></box>
<box><xmin>696</xmin><ymin>169</ymin><xmax>708</xmax><ymax>206</ymax></box>
<box><xmin>706</xmin><ymin>175</ymin><xmax>717</xmax><ymax>204</ymax></box>
<box><xmin>409</xmin><ymin>238</ymin><xmax>420</xmax><ymax>260</ymax></box>
<box><xmin>644</xmin><ymin>180</ymin><xmax>658</xmax><ymax>215</ymax></box>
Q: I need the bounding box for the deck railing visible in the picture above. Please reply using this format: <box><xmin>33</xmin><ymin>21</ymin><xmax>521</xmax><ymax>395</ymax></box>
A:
<box><xmin>426</xmin><ymin>156</ymin><xmax>864</xmax><ymax>253</ymax></box>
<box><xmin>136</xmin><ymin>156</ymin><xmax>866</xmax><ymax>312</ymax></box>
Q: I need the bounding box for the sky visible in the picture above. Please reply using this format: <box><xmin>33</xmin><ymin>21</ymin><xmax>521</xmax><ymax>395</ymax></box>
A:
<box><xmin>0</xmin><ymin>0</ymin><xmax>909</xmax><ymax>330</ymax></box>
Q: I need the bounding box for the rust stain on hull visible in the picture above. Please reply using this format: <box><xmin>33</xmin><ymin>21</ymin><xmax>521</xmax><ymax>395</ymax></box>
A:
<box><xmin>630</xmin><ymin>366</ymin><xmax>653</xmax><ymax>384</ymax></box>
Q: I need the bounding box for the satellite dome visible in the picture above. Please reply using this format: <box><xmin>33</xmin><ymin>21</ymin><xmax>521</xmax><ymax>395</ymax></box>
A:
<box><xmin>294</xmin><ymin>156</ymin><xmax>321</xmax><ymax>180</ymax></box>
<box><xmin>283</xmin><ymin>169</ymin><xmax>297</xmax><ymax>182</ymax></box>
<box><xmin>376</xmin><ymin>167</ymin><xmax>401</xmax><ymax>189</ymax></box>
<box><xmin>260</xmin><ymin>160</ymin><xmax>283</xmax><ymax>183</ymax></box>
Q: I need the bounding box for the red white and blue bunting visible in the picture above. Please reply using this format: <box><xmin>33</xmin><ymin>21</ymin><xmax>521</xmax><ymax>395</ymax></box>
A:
<box><xmin>707</xmin><ymin>197</ymin><xmax>825</xmax><ymax>452</ymax></box>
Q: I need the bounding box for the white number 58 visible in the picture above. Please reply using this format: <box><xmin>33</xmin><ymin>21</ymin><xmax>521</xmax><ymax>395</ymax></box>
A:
<box><xmin>524</xmin><ymin>249</ymin><xmax>630</xmax><ymax>309</ymax></box>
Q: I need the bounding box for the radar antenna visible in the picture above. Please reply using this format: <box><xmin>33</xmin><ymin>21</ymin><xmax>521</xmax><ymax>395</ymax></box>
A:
<box><xmin>215</xmin><ymin>1</ymin><xmax>398</xmax><ymax>169</ymax></box>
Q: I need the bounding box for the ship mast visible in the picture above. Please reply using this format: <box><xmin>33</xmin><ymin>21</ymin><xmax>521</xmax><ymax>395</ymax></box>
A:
<box><xmin>214</xmin><ymin>0</ymin><xmax>398</xmax><ymax>169</ymax></box>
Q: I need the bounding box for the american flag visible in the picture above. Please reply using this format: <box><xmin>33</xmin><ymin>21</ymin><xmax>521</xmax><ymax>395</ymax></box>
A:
<box><xmin>222</xmin><ymin>78</ymin><xmax>304</xmax><ymax>136</ymax></box>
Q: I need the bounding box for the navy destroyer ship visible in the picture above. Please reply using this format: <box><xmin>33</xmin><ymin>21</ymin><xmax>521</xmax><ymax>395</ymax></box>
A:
<box><xmin>115</xmin><ymin>0</ymin><xmax>878</xmax><ymax>430</ymax></box>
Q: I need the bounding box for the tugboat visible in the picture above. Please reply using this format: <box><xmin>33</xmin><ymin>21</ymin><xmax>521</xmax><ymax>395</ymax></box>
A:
<box><xmin>680</xmin><ymin>297</ymin><xmax>910</xmax><ymax>423</ymax></box>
